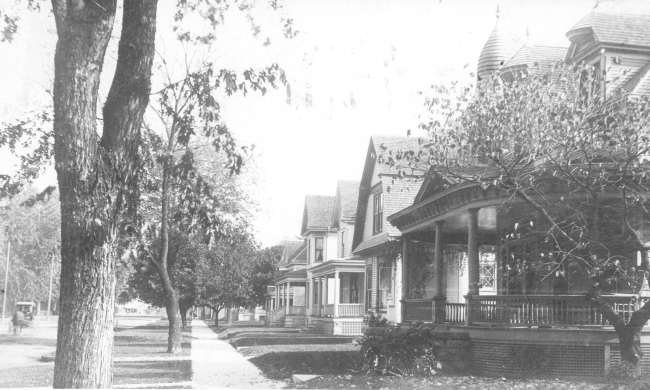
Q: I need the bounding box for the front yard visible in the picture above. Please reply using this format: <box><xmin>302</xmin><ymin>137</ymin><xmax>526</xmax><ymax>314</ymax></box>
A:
<box><xmin>223</xmin><ymin>325</ymin><xmax>650</xmax><ymax>390</ymax></box>
<box><xmin>0</xmin><ymin>318</ymin><xmax>192</xmax><ymax>388</ymax></box>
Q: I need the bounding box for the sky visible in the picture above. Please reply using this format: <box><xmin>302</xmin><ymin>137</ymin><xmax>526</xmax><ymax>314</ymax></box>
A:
<box><xmin>1</xmin><ymin>0</ymin><xmax>648</xmax><ymax>247</ymax></box>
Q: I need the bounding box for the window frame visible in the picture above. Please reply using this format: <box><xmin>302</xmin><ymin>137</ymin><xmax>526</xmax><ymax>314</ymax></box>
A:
<box><xmin>372</xmin><ymin>191</ymin><xmax>383</xmax><ymax>235</ymax></box>
<box><xmin>314</xmin><ymin>236</ymin><xmax>324</xmax><ymax>262</ymax></box>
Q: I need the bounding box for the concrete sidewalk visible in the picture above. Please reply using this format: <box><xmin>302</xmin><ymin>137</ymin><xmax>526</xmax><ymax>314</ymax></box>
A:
<box><xmin>191</xmin><ymin>320</ymin><xmax>283</xmax><ymax>389</ymax></box>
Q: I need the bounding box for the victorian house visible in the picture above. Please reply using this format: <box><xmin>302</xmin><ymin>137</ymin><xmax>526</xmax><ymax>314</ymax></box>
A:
<box><xmin>382</xmin><ymin>9</ymin><xmax>650</xmax><ymax>377</ymax></box>
<box><xmin>352</xmin><ymin>136</ymin><xmax>425</xmax><ymax>324</ymax></box>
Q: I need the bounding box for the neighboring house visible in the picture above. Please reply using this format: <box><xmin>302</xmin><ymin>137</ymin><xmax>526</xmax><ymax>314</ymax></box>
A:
<box><xmin>305</xmin><ymin>181</ymin><xmax>365</xmax><ymax>335</ymax></box>
<box><xmin>352</xmin><ymin>136</ymin><xmax>425</xmax><ymax>324</ymax></box>
<box><xmin>267</xmin><ymin>240</ymin><xmax>308</xmax><ymax>326</ymax></box>
<box><xmin>268</xmin><ymin>181</ymin><xmax>365</xmax><ymax>335</ymax></box>
<box><xmin>384</xmin><ymin>9</ymin><xmax>650</xmax><ymax>378</ymax></box>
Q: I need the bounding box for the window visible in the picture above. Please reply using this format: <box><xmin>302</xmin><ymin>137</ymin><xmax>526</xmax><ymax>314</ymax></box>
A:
<box><xmin>479</xmin><ymin>247</ymin><xmax>497</xmax><ymax>294</ymax></box>
<box><xmin>378</xmin><ymin>263</ymin><xmax>392</xmax><ymax>309</ymax></box>
<box><xmin>372</xmin><ymin>192</ymin><xmax>383</xmax><ymax>234</ymax></box>
<box><xmin>314</xmin><ymin>237</ymin><xmax>324</xmax><ymax>262</ymax></box>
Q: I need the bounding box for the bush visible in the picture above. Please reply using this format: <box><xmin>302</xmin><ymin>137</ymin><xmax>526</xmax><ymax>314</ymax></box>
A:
<box><xmin>357</xmin><ymin>319</ymin><xmax>442</xmax><ymax>377</ymax></box>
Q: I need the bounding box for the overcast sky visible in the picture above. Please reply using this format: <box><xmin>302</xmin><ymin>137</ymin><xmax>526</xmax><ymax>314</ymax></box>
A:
<box><xmin>2</xmin><ymin>0</ymin><xmax>648</xmax><ymax>247</ymax></box>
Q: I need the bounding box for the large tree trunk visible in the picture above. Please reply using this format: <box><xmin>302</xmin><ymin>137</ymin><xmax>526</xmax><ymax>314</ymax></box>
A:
<box><xmin>51</xmin><ymin>2</ymin><xmax>116</xmax><ymax>388</ymax></box>
<box><xmin>51</xmin><ymin>1</ymin><xmax>157</xmax><ymax>387</ymax></box>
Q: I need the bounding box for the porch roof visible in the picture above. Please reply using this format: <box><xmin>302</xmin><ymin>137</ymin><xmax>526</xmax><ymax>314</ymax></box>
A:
<box><xmin>276</xmin><ymin>269</ymin><xmax>307</xmax><ymax>283</ymax></box>
<box><xmin>309</xmin><ymin>259</ymin><xmax>366</xmax><ymax>278</ymax></box>
<box><xmin>388</xmin><ymin>182</ymin><xmax>507</xmax><ymax>234</ymax></box>
<box><xmin>352</xmin><ymin>232</ymin><xmax>399</xmax><ymax>256</ymax></box>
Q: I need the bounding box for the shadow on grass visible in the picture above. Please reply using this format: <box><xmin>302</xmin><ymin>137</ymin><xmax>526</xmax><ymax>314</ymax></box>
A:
<box><xmin>0</xmin><ymin>336</ymin><xmax>56</xmax><ymax>346</ymax></box>
<box><xmin>113</xmin><ymin>360</ymin><xmax>192</xmax><ymax>385</ymax></box>
<box><xmin>232</xmin><ymin>336</ymin><xmax>354</xmax><ymax>348</ymax></box>
<box><xmin>249</xmin><ymin>350</ymin><xmax>362</xmax><ymax>380</ymax></box>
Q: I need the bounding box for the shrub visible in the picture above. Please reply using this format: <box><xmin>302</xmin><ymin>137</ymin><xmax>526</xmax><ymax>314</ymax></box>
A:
<box><xmin>357</xmin><ymin>320</ymin><xmax>442</xmax><ymax>377</ymax></box>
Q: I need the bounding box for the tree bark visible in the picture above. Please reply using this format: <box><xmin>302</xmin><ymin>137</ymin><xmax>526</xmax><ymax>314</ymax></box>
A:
<box><xmin>590</xmin><ymin>294</ymin><xmax>650</xmax><ymax>369</ymax></box>
<box><xmin>160</xmin><ymin>272</ymin><xmax>182</xmax><ymax>353</ymax></box>
<box><xmin>180</xmin><ymin>305</ymin><xmax>187</xmax><ymax>328</ymax></box>
<box><xmin>51</xmin><ymin>1</ymin><xmax>157</xmax><ymax>387</ymax></box>
<box><xmin>154</xmin><ymin>160</ymin><xmax>182</xmax><ymax>353</ymax></box>
<box><xmin>214</xmin><ymin>307</ymin><xmax>221</xmax><ymax>327</ymax></box>
<box><xmin>179</xmin><ymin>299</ymin><xmax>192</xmax><ymax>328</ymax></box>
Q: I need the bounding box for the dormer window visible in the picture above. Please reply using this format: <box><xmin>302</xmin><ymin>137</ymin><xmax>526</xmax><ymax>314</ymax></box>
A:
<box><xmin>314</xmin><ymin>237</ymin><xmax>324</xmax><ymax>262</ymax></box>
<box><xmin>373</xmin><ymin>192</ymin><xmax>383</xmax><ymax>234</ymax></box>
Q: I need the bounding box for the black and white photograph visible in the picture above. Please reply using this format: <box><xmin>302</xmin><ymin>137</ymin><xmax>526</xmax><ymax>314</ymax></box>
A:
<box><xmin>1</xmin><ymin>0</ymin><xmax>650</xmax><ymax>388</ymax></box>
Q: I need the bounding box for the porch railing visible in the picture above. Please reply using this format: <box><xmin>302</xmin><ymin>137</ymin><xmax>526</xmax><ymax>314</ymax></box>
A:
<box><xmin>287</xmin><ymin>305</ymin><xmax>305</xmax><ymax>316</ymax></box>
<box><xmin>445</xmin><ymin>302</ymin><xmax>466</xmax><ymax>324</ymax></box>
<box><xmin>468</xmin><ymin>294</ymin><xmax>643</xmax><ymax>326</ymax></box>
<box><xmin>403</xmin><ymin>294</ymin><xmax>647</xmax><ymax>327</ymax></box>
<box><xmin>338</xmin><ymin>303</ymin><xmax>364</xmax><ymax>317</ymax></box>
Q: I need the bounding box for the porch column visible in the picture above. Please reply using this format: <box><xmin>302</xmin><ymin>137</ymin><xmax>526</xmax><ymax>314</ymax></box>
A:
<box><xmin>433</xmin><ymin>220</ymin><xmax>446</xmax><ymax>323</ymax></box>
<box><xmin>323</xmin><ymin>275</ymin><xmax>330</xmax><ymax>305</ymax></box>
<box><xmin>467</xmin><ymin>208</ymin><xmax>480</xmax><ymax>295</ymax></box>
<box><xmin>467</xmin><ymin>208</ymin><xmax>480</xmax><ymax>325</ymax></box>
<box><xmin>318</xmin><ymin>277</ymin><xmax>324</xmax><ymax>316</ymax></box>
<box><xmin>288</xmin><ymin>282</ymin><xmax>293</xmax><ymax>314</ymax></box>
<box><xmin>307</xmin><ymin>279</ymin><xmax>313</xmax><ymax>315</ymax></box>
<box><xmin>400</xmin><ymin>239</ymin><xmax>409</xmax><ymax>323</ymax></box>
<box><xmin>334</xmin><ymin>271</ymin><xmax>340</xmax><ymax>317</ymax></box>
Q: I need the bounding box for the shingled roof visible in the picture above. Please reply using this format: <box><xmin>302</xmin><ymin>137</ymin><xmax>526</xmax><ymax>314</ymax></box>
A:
<box><xmin>371</xmin><ymin>136</ymin><xmax>428</xmax><ymax>177</ymax></box>
<box><xmin>333</xmin><ymin>180</ymin><xmax>360</xmax><ymax>225</ymax></box>
<box><xmin>502</xmin><ymin>45</ymin><xmax>567</xmax><ymax>75</ymax></box>
<box><xmin>567</xmin><ymin>11</ymin><xmax>650</xmax><ymax>48</ymax></box>
<box><xmin>279</xmin><ymin>240</ymin><xmax>304</xmax><ymax>265</ymax></box>
<box><xmin>301</xmin><ymin>195</ymin><xmax>336</xmax><ymax>234</ymax></box>
<box><xmin>352</xmin><ymin>136</ymin><xmax>426</xmax><ymax>253</ymax></box>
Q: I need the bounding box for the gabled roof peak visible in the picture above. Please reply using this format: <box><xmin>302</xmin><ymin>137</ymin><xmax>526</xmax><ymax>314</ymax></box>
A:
<box><xmin>301</xmin><ymin>195</ymin><xmax>336</xmax><ymax>234</ymax></box>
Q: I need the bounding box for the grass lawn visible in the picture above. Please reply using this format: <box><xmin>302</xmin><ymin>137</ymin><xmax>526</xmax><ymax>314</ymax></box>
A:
<box><xmin>0</xmin><ymin>319</ymin><xmax>192</xmax><ymax>388</ymax></box>
<box><xmin>228</xmin><ymin>326</ymin><xmax>650</xmax><ymax>390</ymax></box>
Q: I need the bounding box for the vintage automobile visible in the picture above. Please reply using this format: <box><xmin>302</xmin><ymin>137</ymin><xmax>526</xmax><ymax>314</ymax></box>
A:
<box><xmin>15</xmin><ymin>301</ymin><xmax>37</xmax><ymax>321</ymax></box>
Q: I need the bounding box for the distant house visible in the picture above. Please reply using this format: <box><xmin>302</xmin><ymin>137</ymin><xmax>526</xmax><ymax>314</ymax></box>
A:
<box><xmin>269</xmin><ymin>180</ymin><xmax>365</xmax><ymax>335</ymax></box>
<box><xmin>352</xmin><ymin>136</ymin><xmax>425</xmax><ymax>324</ymax></box>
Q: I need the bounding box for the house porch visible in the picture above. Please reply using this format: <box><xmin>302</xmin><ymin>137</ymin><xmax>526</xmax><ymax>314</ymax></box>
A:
<box><xmin>307</xmin><ymin>259</ymin><xmax>366</xmax><ymax>335</ymax></box>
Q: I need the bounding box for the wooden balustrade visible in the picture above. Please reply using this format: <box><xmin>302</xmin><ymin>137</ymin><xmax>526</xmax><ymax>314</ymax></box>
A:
<box><xmin>338</xmin><ymin>303</ymin><xmax>364</xmax><ymax>317</ymax></box>
<box><xmin>403</xmin><ymin>294</ymin><xmax>647</xmax><ymax>327</ymax></box>
<box><xmin>445</xmin><ymin>302</ymin><xmax>466</xmax><ymax>324</ymax></box>
<box><xmin>468</xmin><ymin>294</ymin><xmax>643</xmax><ymax>326</ymax></box>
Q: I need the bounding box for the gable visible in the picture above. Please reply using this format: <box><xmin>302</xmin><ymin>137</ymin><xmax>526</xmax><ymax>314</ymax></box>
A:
<box><xmin>352</xmin><ymin>136</ymin><xmax>427</xmax><ymax>250</ymax></box>
<box><xmin>414</xmin><ymin>172</ymin><xmax>452</xmax><ymax>203</ymax></box>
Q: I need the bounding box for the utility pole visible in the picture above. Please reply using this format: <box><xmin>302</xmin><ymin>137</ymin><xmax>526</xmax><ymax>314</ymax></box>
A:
<box><xmin>2</xmin><ymin>240</ymin><xmax>10</xmax><ymax>321</ymax></box>
<box><xmin>47</xmin><ymin>252</ymin><xmax>54</xmax><ymax>317</ymax></box>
